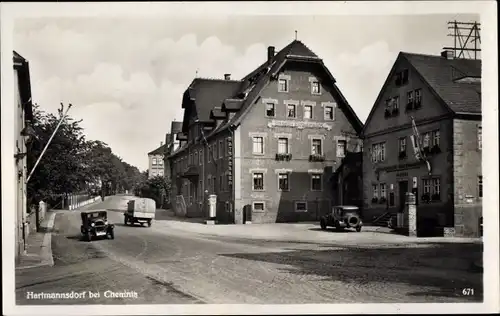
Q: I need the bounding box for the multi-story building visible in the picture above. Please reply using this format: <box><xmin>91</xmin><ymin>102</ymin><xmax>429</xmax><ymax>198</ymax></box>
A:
<box><xmin>361</xmin><ymin>50</ymin><xmax>482</xmax><ymax>237</ymax></box>
<box><xmin>168</xmin><ymin>40</ymin><xmax>363</xmax><ymax>224</ymax></box>
<box><xmin>147</xmin><ymin>142</ymin><xmax>166</xmax><ymax>178</ymax></box>
<box><xmin>163</xmin><ymin>121</ymin><xmax>183</xmax><ymax>179</ymax></box>
<box><xmin>13</xmin><ymin>51</ymin><xmax>34</xmax><ymax>261</ymax></box>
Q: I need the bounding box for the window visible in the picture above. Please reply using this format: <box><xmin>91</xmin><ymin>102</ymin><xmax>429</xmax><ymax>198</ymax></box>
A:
<box><xmin>337</xmin><ymin>140</ymin><xmax>346</xmax><ymax>158</ymax></box>
<box><xmin>372</xmin><ymin>184</ymin><xmax>378</xmax><ymax>198</ymax></box>
<box><xmin>311</xmin><ymin>139</ymin><xmax>322</xmax><ymax>155</ymax></box>
<box><xmin>304</xmin><ymin>105</ymin><xmax>313</xmax><ymax>119</ymax></box>
<box><xmin>414</xmin><ymin>89</ymin><xmax>422</xmax><ymax>107</ymax></box>
<box><xmin>208</xmin><ymin>177</ymin><xmax>212</xmax><ymax>191</ymax></box>
<box><xmin>402</xmin><ymin>69</ymin><xmax>409</xmax><ymax>84</ymax></box>
<box><xmin>432</xmin><ymin>178</ymin><xmax>440</xmax><ymax>197</ymax></box>
<box><xmin>158</xmin><ymin>159</ymin><xmax>163</xmax><ymax>166</ymax></box>
<box><xmin>407</xmin><ymin>91</ymin><xmax>414</xmax><ymax>107</ymax></box>
<box><xmin>208</xmin><ymin>146</ymin><xmax>212</xmax><ymax>163</ymax></box>
<box><xmin>295</xmin><ymin>202</ymin><xmax>307</xmax><ymax>212</ymax></box>
<box><xmin>278</xmin><ymin>173</ymin><xmax>289</xmax><ymax>191</ymax></box>
<box><xmin>152</xmin><ymin>158</ymin><xmax>157</xmax><ymax>165</ymax></box>
<box><xmin>278</xmin><ymin>138</ymin><xmax>289</xmax><ymax>154</ymax></box>
<box><xmin>371</xmin><ymin>142</ymin><xmax>386</xmax><ymax>162</ymax></box>
<box><xmin>159</xmin><ymin>170</ymin><xmax>164</xmax><ymax>176</ymax></box>
<box><xmin>219</xmin><ymin>175</ymin><xmax>223</xmax><ymax>192</ymax></box>
<box><xmin>253</xmin><ymin>202</ymin><xmax>265</xmax><ymax>212</ymax></box>
<box><xmin>219</xmin><ymin>140</ymin><xmax>223</xmax><ymax>158</ymax></box>
<box><xmin>423</xmin><ymin>179</ymin><xmax>431</xmax><ymax>194</ymax></box>
<box><xmin>422</xmin><ymin>132</ymin><xmax>430</xmax><ymax>149</ymax></box>
<box><xmin>393</xmin><ymin>96</ymin><xmax>400</xmax><ymax>110</ymax></box>
<box><xmin>311</xmin><ymin>174</ymin><xmax>322</xmax><ymax>191</ymax></box>
<box><xmin>199</xmin><ymin>149</ymin><xmax>203</xmax><ymax>165</ymax></box>
<box><xmin>324</xmin><ymin>106</ymin><xmax>334</xmax><ymax>120</ymax></box>
<box><xmin>213</xmin><ymin>142</ymin><xmax>217</xmax><ymax>160</ymax></box>
<box><xmin>252</xmin><ymin>136</ymin><xmax>264</xmax><ymax>154</ymax></box>
<box><xmin>399</xmin><ymin>137</ymin><xmax>407</xmax><ymax>153</ymax></box>
<box><xmin>278</xmin><ymin>79</ymin><xmax>288</xmax><ymax>92</ymax></box>
<box><xmin>478</xmin><ymin>125</ymin><xmax>482</xmax><ymax>150</ymax></box>
<box><xmin>194</xmin><ymin>152</ymin><xmax>198</xmax><ymax>165</ymax></box>
<box><xmin>433</xmin><ymin>130</ymin><xmax>440</xmax><ymax>147</ymax></box>
<box><xmin>287</xmin><ymin>104</ymin><xmax>296</xmax><ymax>118</ymax></box>
<box><xmin>190</xmin><ymin>154</ymin><xmax>193</xmax><ymax>165</ymax></box>
<box><xmin>253</xmin><ymin>173</ymin><xmax>264</xmax><ymax>191</ymax></box>
<box><xmin>266</xmin><ymin>103</ymin><xmax>275</xmax><ymax>117</ymax></box>
<box><xmin>380</xmin><ymin>183</ymin><xmax>387</xmax><ymax>198</ymax></box>
<box><xmin>478</xmin><ymin>176</ymin><xmax>483</xmax><ymax>198</ymax></box>
<box><xmin>311</xmin><ymin>81</ymin><xmax>321</xmax><ymax>94</ymax></box>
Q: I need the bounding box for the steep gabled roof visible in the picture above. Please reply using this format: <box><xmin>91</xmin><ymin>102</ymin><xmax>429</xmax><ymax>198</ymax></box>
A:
<box><xmin>205</xmin><ymin>40</ymin><xmax>363</xmax><ymax>139</ymax></box>
<box><xmin>148</xmin><ymin>143</ymin><xmax>167</xmax><ymax>156</ymax></box>
<box><xmin>13</xmin><ymin>51</ymin><xmax>33</xmax><ymax>121</ymax></box>
<box><xmin>361</xmin><ymin>52</ymin><xmax>482</xmax><ymax>137</ymax></box>
<box><xmin>402</xmin><ymin>52</ymin><xmax>481</xmax><ymax>114</ymax></box>
<box><xmin>183</xmin><ymin>78</ymin><xmax>242</xmax><ymax>123</ymax></box>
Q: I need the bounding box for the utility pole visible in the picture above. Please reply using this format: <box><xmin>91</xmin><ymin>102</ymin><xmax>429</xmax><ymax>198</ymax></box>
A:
<box><xmin>26</xmin><ymin>102</ymin><xmax>73</xmax><ymax>184</ymax></box>
<box><xmin>443</xmin><ymin>20</ymin><xmax>481</xmax><ymax>59</ymax></box>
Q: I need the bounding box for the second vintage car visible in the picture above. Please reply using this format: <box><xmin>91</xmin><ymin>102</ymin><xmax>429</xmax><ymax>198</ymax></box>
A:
<box><xmin>320</xmin><ymin>205</ymin><xmax>363</xmax><ymax>232</ymax></box>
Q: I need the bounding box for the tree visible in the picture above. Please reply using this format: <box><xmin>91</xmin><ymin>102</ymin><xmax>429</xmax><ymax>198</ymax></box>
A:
<box><xmin>27</xmin><ymin>103</ymin><xmax>144</xmax><ymax>207</ymax></box>
<box><xmin>135</xmin><ymin>175</ymin><xmax>172</xmax><ymax>209</ymax></box>
<box><xmin>27</xmin><ymin>103</ymin><xmax>89</xmax><ymax>206</ymax></box>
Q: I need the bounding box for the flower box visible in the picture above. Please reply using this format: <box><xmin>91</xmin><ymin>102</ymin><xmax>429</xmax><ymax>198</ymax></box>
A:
<box><xmin>309</xmin><ymin>154</ymin><xmax>325</xmax><ymax>162</ymax></box>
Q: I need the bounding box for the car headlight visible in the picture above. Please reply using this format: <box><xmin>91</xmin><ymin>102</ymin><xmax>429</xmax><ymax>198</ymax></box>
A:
<box><xmin>91</xmin><ymin>223</ymin><xmax>95</xmax><ymax>227</ymax></box>
<box><xmin>104</xmin><ymin>221</ymin><xmax>108</xmax><ymax>225</ymax></box>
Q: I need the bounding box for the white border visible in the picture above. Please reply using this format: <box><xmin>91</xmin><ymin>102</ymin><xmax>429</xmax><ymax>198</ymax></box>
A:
<box><xmin>1</xmin><ymin>1</ymin><xmax>498</xmax><ymax>315</ymax></box>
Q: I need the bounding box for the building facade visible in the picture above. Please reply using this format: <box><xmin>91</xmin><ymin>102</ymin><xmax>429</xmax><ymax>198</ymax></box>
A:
<box><xmin>13</xmin><ymin>51</ymin><xmax>34</xmax><ymax>261</ymax></box>
<box><xmin>361</xmin><ymin>50</ymin><xmax>482</xmax><ymax>237</ymax></box>
<box><xmin>168</xmin><ymin>40</ymin><xmax>363</xmax><ymax>224</ymax></box>
<box><xmin>147</xmin><ymin>142</ymin><xmax>166</xmax><ymax>178</ymax></box>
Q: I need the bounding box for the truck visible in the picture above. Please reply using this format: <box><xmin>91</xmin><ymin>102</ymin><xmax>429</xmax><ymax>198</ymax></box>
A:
<box><xmin>124</xmin><ymin>198</ymin><xmax>156</xmax><ymax>227</ymax></box>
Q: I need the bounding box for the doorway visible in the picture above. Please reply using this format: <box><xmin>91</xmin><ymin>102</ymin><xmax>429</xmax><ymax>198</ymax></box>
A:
<box><xmin>398</xmin><ymin>180</ymin><xmax>409</xmax><ymax>212</ymax></box>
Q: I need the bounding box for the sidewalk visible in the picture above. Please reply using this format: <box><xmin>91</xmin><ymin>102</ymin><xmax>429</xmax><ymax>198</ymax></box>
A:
<box><xmin>16</xmin><ymin>211</ymin><xmax>57</xmax><ymax>270</ymax></box>
<box><xmin>15</xmin><ymin>198</ymin><xmax>106</xmax><ymax>271</ymax></box>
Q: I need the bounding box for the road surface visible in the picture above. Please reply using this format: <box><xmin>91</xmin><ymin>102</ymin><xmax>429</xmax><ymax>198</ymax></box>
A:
<box><xmin>16</xmin><ymin>195</ymin><xmax>483</xmax><ymax>304</ymax></box>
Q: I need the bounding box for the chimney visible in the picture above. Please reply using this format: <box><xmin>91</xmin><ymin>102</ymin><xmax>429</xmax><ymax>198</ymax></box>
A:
<box><xmin>224</xmin><ymin>73</ymin><xmax>231</xmax><ymax>80</ymax></box>
<box><xmin>160</xmin><ymin>141</ymin><xmax>163</xmax><ymax>146</ymax></box>
<box><xmin>267</xmin><ymin>46</ymin><xmax>275</xmax><ymax>63</ymax></box>
<box><xmin>441</xmin><ymin>50</ymin><xmax>455</xmax><ymax>60</ymax></box>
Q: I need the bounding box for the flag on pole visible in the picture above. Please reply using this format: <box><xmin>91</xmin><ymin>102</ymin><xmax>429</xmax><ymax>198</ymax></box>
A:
<box><xmin>410</xmin><ymin>116</ymin><xmax>432</xmax><ymax>175</ymax></box>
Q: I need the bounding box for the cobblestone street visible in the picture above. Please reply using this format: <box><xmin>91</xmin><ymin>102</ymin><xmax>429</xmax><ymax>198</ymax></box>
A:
<box><xmin>16</xmin><ymin>196</ymin><xmax>483</xmax><ymax>304</ymax></box>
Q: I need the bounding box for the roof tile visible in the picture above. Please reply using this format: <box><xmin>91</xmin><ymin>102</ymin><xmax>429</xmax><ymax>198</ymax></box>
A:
<box><xmin>402</xmin><ymin>52</ymin><xmax>481</xmax><ymax>114</ymax></box>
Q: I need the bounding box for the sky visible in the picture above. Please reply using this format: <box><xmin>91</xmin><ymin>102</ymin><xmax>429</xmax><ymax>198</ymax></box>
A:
<box><xmin>13</xmin><ymin>13</ymin><xmax>480</xmax><ymax>171</ymax></box>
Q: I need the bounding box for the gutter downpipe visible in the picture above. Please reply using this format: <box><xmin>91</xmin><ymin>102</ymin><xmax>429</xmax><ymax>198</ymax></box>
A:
<box><xmin>228</xmin><ymin>124</ymin><xmax>236</xmax><ymax>224</ymax></box>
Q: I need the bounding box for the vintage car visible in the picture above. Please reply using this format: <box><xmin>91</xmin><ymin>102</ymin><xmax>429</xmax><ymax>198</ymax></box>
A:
<box><xmin>320</xmin><ymin>205</ymin><xmax>363</xmax><ymax>232</ymax></box>
<box><xmin>80</xmin><ymin>211</ymin><xmax>115</xmax><ymax>241</ymax></box>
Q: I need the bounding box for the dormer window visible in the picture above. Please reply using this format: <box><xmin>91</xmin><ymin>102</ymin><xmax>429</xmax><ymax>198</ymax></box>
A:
<box><xmin>311</xmin><ymin>81</ymin><xmax>321</xmax><ymax>94</ymax></box>
<box><xmin>395</xmin><ymin>69</ymin><xmax>409</xmax><ymax>86</ymax></box>
<box><xmin>278</xmin><ymin>79</ymin><xmax>288</xmax><ymax>92</ymax></box>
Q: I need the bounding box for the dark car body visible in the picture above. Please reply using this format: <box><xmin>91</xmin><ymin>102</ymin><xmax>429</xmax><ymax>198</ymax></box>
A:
<box><xmin>80</xmin><ymin>211</ymin><xmax>115</xmax><ymax>241</ymax></box>
<box><xmin>320</xmin><ymin>205</ymin><xmax>363</xmax><ymax>232</ymax></box>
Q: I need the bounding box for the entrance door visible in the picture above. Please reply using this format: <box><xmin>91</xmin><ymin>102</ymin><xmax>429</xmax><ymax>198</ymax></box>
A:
<box><xmin>398</xmin><ymin>181</ymin><xmax>409</xmax><ymax>212</ymax></box>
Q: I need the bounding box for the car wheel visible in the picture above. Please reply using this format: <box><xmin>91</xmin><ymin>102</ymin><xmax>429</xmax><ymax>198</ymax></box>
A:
<box><xmin>148</xmin><ymin>220</ymin><xmax>152</xmax><ymax>227</ymax></box>
<box><xmin>356</xmin><ymin>226</ymin><xmax>362</xmax><ymax>232</ymax></box>
<box><xmin>86</xmin><ymin>233</ymin><xmax>92</xmax><ymax>242</ymax></box>
<box><xmin>320</xmin><ymin>219</ymin><xmax>326</xmax><ymax>230</ymax></box>
<box><xmin>108</xmin><ymin>230</ymin><xmax>114</xmax><ymax>240</ymax></box>
<box><xmin>124</xmin><ymin>216</ymin><xmax>128</xmax><ymax>225</ymax></box>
